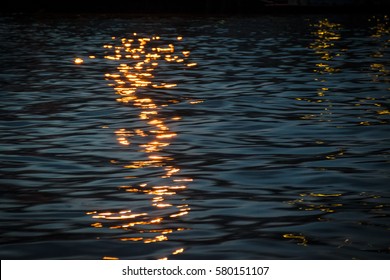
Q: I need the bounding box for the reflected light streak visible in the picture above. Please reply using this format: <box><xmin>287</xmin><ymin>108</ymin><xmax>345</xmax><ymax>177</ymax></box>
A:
<box><xmin>103</xmin><ymin>256</ymin><xmax>119</xmax><ymax>260</ymax></box>
<box><xmin>172</xmin><ymin>248</ymin><xmax>184</xmax><ymax>255</ymax></box>
<box><xmin>342</xmin><ymin>16</ymin><xmax>390</xmax><ymax>126</ymax></box>
<box><xmin>283</xmin><ymin>233</ymin><xmax>308</xmax><ymax>246</ymax></box>
<box><xmin>366</xmin><ymin>16</ymin><xmax>390</xmax><ymax>125</ymax></box>
<box><xmin>87</xmin><ymin>33</ymin><xmax>196</xmax><ymax>258</ymax></box>
<box><xmin>287</xmin><ymin>192</ymin><xmax>344</xmax><ymax>214</ymax></box>
<box><xmin>299</xmin><ymin>18</ymin><xmax>344</xmax><ymax>123</ymax></box>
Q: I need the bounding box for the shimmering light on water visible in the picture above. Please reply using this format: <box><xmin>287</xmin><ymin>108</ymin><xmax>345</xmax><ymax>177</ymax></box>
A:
<box><xmin>0</xmin><ymin>14</ymin><xmax>389</xmax><ymax>260</ymax></box>
<box><xmin>84</xmin><ymin>33</ymin><xmax>196</xmax><ymax>259</ymax></box>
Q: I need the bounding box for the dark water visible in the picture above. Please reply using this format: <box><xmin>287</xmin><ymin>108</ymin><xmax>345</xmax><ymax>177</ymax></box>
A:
<box><xmin>0</xmin><ymin>13</ymin><xmax>389</xmax><ymax>260</ymax></box>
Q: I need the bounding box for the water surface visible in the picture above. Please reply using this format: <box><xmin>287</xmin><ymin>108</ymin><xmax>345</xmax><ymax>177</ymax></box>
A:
<box><xmin>0</xmin><ymin>14</ymin><xmax>389</xmax><ymax>260</ymax></box>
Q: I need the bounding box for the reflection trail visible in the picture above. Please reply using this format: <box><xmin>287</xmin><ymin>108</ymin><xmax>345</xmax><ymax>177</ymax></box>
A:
<box><xmin>87</xmin><ymin>34</ymin><xmax>196</xmax><ymax>259</ymax></box>
<box><xmin>308</xmin><ymin>18</ymin><xmax>343</xmax><ymax>122</ymax></box>
<box><xmin>283</xmin><ymin>17</ymin><xmax>390</xmax><ymax>248</ymax></box>
<box><xmin>369</xmin><ymin>15</ymin><xmax>389</xmax><ymax>84</ymax></box>
<box><xmin>366</xmin><ymin>15</ymin><xmax>390</xmax><ymax>124</ymax></box>
<box><xmin>282</xmin><ymin>19</ymin><xmax>346</xmax><ymax>247</ymax></box>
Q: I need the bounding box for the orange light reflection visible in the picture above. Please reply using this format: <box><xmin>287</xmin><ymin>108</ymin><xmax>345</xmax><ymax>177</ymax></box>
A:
<box><xmin>88</xmin><ymin>33</ymin><xmax>195</xmax><ymax>257</ymax></box>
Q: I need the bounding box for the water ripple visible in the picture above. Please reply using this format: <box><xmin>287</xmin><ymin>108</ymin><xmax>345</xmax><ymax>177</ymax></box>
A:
<box><xmin>0</xmin><ymin>14</ymin><xmax>389</xmax><ymax>260</ymax></box>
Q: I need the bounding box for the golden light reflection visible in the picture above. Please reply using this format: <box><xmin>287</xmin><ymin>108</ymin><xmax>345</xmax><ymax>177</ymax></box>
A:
<box><xmin>87</xmin><ymin>33</ymin><xmax>196</xmax><ymax>259</ymax></box>
<box><xmin>284</xmin><ymin>191</ymin><xmax>345</xmax><ymax>246</ymax></box>
<box><xmin>347</xmin><ymin>16</ymin><xmax>389</xmax><ymax>126</ymax></box>
<box><xmin>365</xmin><ymin>15</ymin><xmax>390</xmax><ymax>125</ymax></box>
<box><xmin>287</xmin><ymin>192</ymin><xmax>344</xmax><ymax>214</ymax></box>
<box><xmin>369</xmin><ymin>15</ymin><xmax>389</xmax><ymax>63</ymax></box>
<box><xmin>283</xmin><ymin>233</ymin><xmax>308</xmax><ymax>246</ymax></box>
<box><xmin>74</xmin><ymin>57</ymin><xmax>84</xmax><ymax>64</ymax></box>
<box><xmin>103</xmin><ymin>256</ymin><xmax>119</xmax><ymax>260</ymax></box>
<box><xmin>302</xmin><ymin>19</ymin><xmax>343</xmax><ymax>122</ymax></box>
<box><xmin>172</xmin><ymin>248</ymin><xmax>184</xmax><ymax>255</ymax></box>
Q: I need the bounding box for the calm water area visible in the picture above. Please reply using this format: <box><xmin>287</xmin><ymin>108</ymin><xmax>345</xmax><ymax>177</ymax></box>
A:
<box><xmin>0</xmin><ymin>13</ymin><xmax>389</xmax><ymax>260</ymax></box>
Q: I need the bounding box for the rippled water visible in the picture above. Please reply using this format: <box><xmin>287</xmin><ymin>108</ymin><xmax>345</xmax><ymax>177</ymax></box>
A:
<box><xmin>0</xmin><ymin>14</ymin><xmax>389</xmax><ymax>260</ymax></box>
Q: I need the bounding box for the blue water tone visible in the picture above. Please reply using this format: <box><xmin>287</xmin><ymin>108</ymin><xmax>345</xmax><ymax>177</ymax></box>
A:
<box><xmin>0</xmin><ymin>14</ymin><xmax>389</xmax><ymax>260</ymax></box>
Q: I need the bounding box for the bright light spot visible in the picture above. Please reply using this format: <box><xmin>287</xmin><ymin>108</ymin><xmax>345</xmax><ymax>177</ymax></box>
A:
<box><xmin>74</xmin><ymin>57</ymin><xmax>84</xmax><ymax>64</ymax></box>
